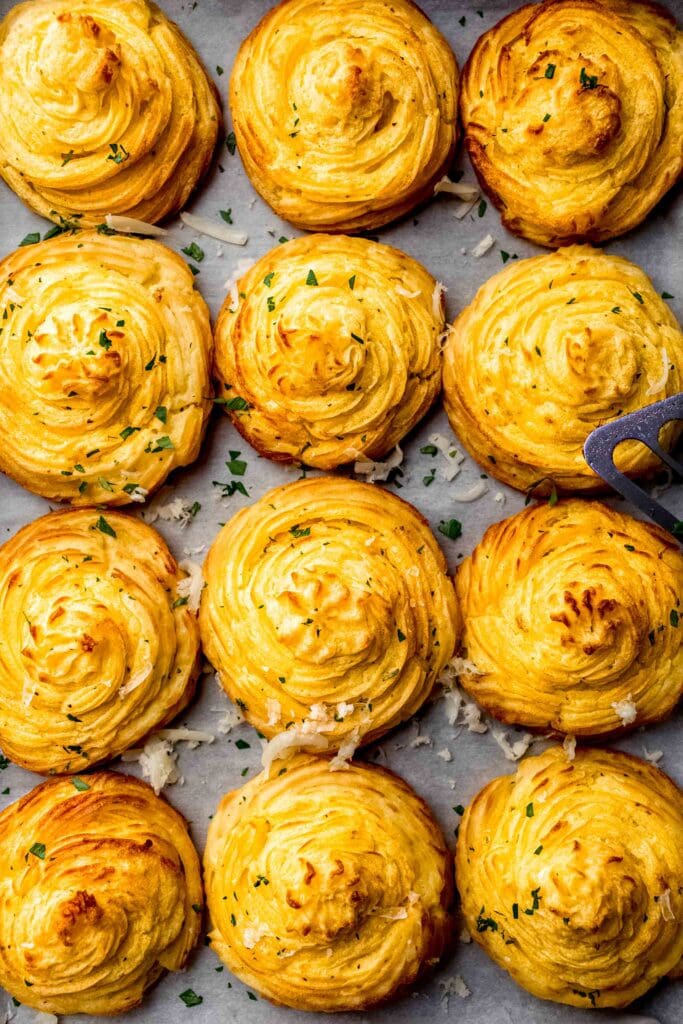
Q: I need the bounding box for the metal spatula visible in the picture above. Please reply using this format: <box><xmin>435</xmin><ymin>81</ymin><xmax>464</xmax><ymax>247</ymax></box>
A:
<box><xmin>583</xmin><ymin>394</ymin><xmax>683</xmax><ymax>537</ymax></box>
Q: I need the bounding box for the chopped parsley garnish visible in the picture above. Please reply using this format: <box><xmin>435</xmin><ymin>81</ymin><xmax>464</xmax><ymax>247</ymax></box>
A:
<box><xmin>19</xmin><ymin>232</ymin><xmax>40</xmax><ymax>247</ymax></box>
<box><xmin>107</xmin><ymin>142</ymin><xmax>129</xmax><ymax>164</ymax></box>
<box><xmin>146</xmin><ymin>435</ymin><xmax>174</xmax><ymax>452</ymax></box>
<box><xmin>216</xmin><ymin>395</ymin><xmax>250</xmax><ymax>411</ymax></box>
<box><xmin>154</xmin><ymin>406</ymin><xmax>167</xmax><ymax>424</ymax></box>
<box><xmin>235</xmin><ymin>739</ymin><xmax>250</xmax><ymax>750</ymax></box>
<box><xmin>98</xmin><ymin>330</ymin><xmax>112</xmax><ymax>350</ymax></box>
<box><xmin>631</xmin><ymin>290</ymin><xmax>644</xmax><ymax>304</ymax></box>
<box><xmin>95</xmin><ymin>515</ymin><xmax>116</xmax><ymax>538</ymax></box>
<box><xmin>477</xmin><ymin>199</ymin><xmax>487</xmax><ymax>217</ymax></box>
<box><xmin>542</xmin><ymin>113</ymin><xmax>551</xmax><ymax>122</ymax></box>
<box><xmin>71</xmin><ymin>777</ymin><xmax>90</xmax><ymax>792</ymax></box>
<box><xmin>263</xmin><ymin>271</ymin><xmax>275</xmax><ymax>287</ymax></box>
<box><xmin>267</xmin><ymin>296</ymin><xmax>276</xmax><ymax>312</ymax></box>
<box><xmin>348</xmin><ymin>275</ymin><xmax>356</xmax><ymax>290</ymax></box>
<box><xmin>226</xmin><ymin>132</ymin><xmax>237</xmax><ymax>154</ymax></box>
<box><xmin>61</xmin><ymin>149</ymin><xmax>76</xmax><ymax>166</ymax></box>
<box><xmin>220</xmin><ymin>208</ymin><xmax>233</xmax><ymax>223</ymax></box>
<box><xmin>476</xmin><ymin>908</ymin><xmax>498</xmax><ymax>932</ymax></box>
<box><xmin>545</xmin><ymin>63</ymin><xmax>556</xmax><ymax>79</ymax></box>
<box><xmin>290</xmin><ymin>525</ymin><xmax>311</xmax><ymax>538</ymax></box>
<box><xmin>397</xmin><ymin>629</ymin><xmax>406</xmax><ymax>642</ymax></box>
<box><xmin>350</xmin><ymin>332</ymin><xmax>364</xmax><ymax>345</ymax></box>
<box><xmin>420</xmin><ymin>444</ymin><xmax>438</xmax><ymax>455</ymax></box>
<box><xmin>182</xmin><ymin>242</ymin><xmax>204</xmax><ymax>263</ymax></box>
<box><xmin>179</xmin><ymin>989</ymin><xmax>203</xmax><ymax>1007</ymax></box>
<box><xmin>579</xmin><ymin>67</ymin><xmax>598</xmax><ymax>89</ymax></box>
<box><xmin>438</xmin><ymin>519</ymin><xmax>462</xmax><ymax>540</ymax></box>
<box><xmin>306</xmin><ymin>269</ymin><xmax>318</xmax><ymax>286</ymax></box>
<box><xmin>29</xmin><ymin>842</ymin><xmax>46</xmax><ymax>860</ymax></box>
<box><xmin>222</xmin><ymin>450</ymin><xmax>245</xmax><ymax>477</ymax></box>
<box><xmin>526</xmin><ymin>802</ymin><xmax>534</xmax><ymax>817</ymax></box>
<box><xmin>662</xmin><ymin>291</ymin><xmax>674</xmax><ymax>300</ymax></box>
<box><xmin>173</xmin><ymin>596</ymin><xmax>189</xmax><ymax>608</ymax></box>
<box><xmin>670</xmin><ymin>609</ymin><xmax>679</xmax><ymax>628</ymax></box>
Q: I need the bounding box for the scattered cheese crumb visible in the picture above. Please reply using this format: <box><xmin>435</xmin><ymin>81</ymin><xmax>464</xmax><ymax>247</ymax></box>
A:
<box><xmin>659</xmin><ymin>889</ymin><xmax>675</xmax><ymax>922</ymax></box>
<box><xmin>428</xmin><ymin>433</ymin><xmax>465</xmax><ymax>482</ymax></box>
<box><xmin>266</xmin><ymin>698</ymin><xmax>282</xmax><ymax>727</ymax></box>
<box><xmin>452</xmin><ymin>480</ymin><xmax>488</xmax><ymax>502</ymax></box>
<box><xmin>646</xmin><ymin>347</ymin><xmax>670</xmax><ymax>396</ymax></box>
<box><xmin>494</xmin><ymin>491</ymin><xmax>506</xmax><ymax>506</ymax></box>
<box><xmin>118</xmin><ymin>661</ymin><xmax>153</xmax><ymax>697</ymax></box>
<box><xmin>176</xmin><ymin>559</ymin><xmax>204</xmax><ymax>613</ymax></box>
<box><xmin>243</xmin><ymin>922</ymin><xmax>271</xmax><ymax>948</ymax></box>
<box><xmin>439</xmin><ymin>974</ymin><xmax>471</xmax><ymax>1009</ymax></box>
<box><xmin>105</xmin><ymin>213</ymin><xmax>167</xmax><ymax>236</ymax></box>
<box><xmin>335</xmin><ymin>701</ymin><xmax>354</xmax><ymax>720</ymax></box>
<box><xmin>492</xmin><ymin>729</ymin><xmax>535</xmax><ymax>762</ymax></box>
<box><xmin>437</xmin><ymin>748</ymin><xmax>452</xmax><ymax>762</ymax></box>
<box><xmin>125</xmin><ymin>485</ymin><xmax>148</xmax><ymax>503</ymax></box>
<box><xmin>395</xmin><ymin>284</ymin><xmax>421</xmax><ymax>299</ymax></box>
<box><xmin>261</xmin><ymin>730</ymin><xmax>329</xmax><ymax>774</ymax></box>
<box><xmin>354</xmin><ymin>443</ymin><xmax>403</xmax><ymax>483</ymax></box>
<box><xmin>377</xmin><ymin>906</ymin><xmax>408</xmax><ymax>920</ymax></box>
<box><xmin>471</xmin><ymin>233</ymin><xmax>495</xmax><ymax>258</ymax></box>
<box><xmin>217</xmin><ymin>703</ymin><xmax>244</xmax><ymax>734</ymax></box>
<box><xmin>125</xmin><ymin>735</ymin><xmax>179</xmax><ymax>794</ymax></box>
<box><xmin>643</xmin><ymin>746</ymin><xmax>664</xmax><ymax>765</ymax></box>
<box><xmin>563</xmin><ymin>734</ymin><xmax>577</xmax><ymax>761</ymax></box>
<box><xmin>459</xmin><ymin>925</ymin><xmax>472</xmax><ymax>944</ymax></box>
<box><xmin>433</xmin><ymin>177</ymin><xmax>480</xmax><ymax>200</ymax></box>
<box><xmin>432</xmin><ymin>281</ymin><xmax>446</xmax><ymax>319</ymax></box>
<box><xmin>180</xmin><ymin>211</ymin><xmax>247</xmax><ymax>246</ymax></box>
<box><xmin>328</xmin><ymin>728</ymin><xmax>362</xmax><ymax>771</ymax></box>
<box><xmin>611</xmin><ymin>696</ymin><xmax>638</xmax><ymax>725</ymax></box>
<box><xmin>142</xmin><ymin>497</ymin><xmax>199</xmax><ymax>528</ymax></box>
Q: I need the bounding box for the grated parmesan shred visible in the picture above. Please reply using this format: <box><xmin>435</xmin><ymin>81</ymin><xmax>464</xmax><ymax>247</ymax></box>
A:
<box><xmin>643</xmin><ymin>746</ymin><xmax>664</xmax><ymax>765</ymax></box>
<box><xmin>432</xmin><ymin>281</ymin><xmax>446</xmax><ymax>319</ymax></box>
<box><xmin>439</xmin><ymin>974</ymin><xmax>471</xmax><ymax>1009</ymax></box>
<box><xmin>180</xmin><ymin>211</ymin><xmax>247</xmax><ymax>246</ymax></box>
<box><xmin>492</xmin><ymin>729</ymin><xmax>535</xmax><ymax>762</ymax></box>
<box><xmin>261</xmin><ymin>731</ymin><xmax>329</xmax><ymax>774</ymax></box>
<box><xmin>395</xmin><ymin>284</ymin><xmax>421</xmax><ymax>299</ymax></box>
<box><xmin>176</xmin><ymin>559</ymin><xmax>204</xmax><ymax>613</ymax></box>
<box><xmin>105</xmin><ymin>214</ymin><xmax>168</xmax><ymax>236</ymax></box>
<box><xmin>451</xmin><ymin>480</ymin><xmax>488</xmax><ymax>503</ymax></box>
<box><xmin>611</xmin><ymin>696</ymin><xmax>638</xmax><ymax>725</ymax></box>
<box><xmin>328</xmin><ymin>728</ymin><xmax>362</xmax><ymax>771</ymax></box>
<box><xmin>142</xmin><ymin>497</ymin><xmax>199</xmax><ymax>528</ymax></box>
<box><xmin>428</xmin><ymin>433</ymin><xmax>465</xmax><ymax>481</ymax></box>
<box><xmin>354</xmin><ymin>443</ymin><xmax>404</xmax><ymax>483</ymax></box>
<box><xmin>563</xmin><ymin>734</ymin><xmax>577</xmax><ymax>761</ymax></box>
<box><xmin>471</xmin><ymin>233</ymin><xmax>495</xmax><ymax>258</ymax></box>
<box><xmin>659</xmin><ymin>889</ymin><xmax>675</xmax><ymax>922</ymax></box>
<box><xmin>433</xmin><ymin>177</ymin><xmax>480</xmax><ymax>200</ymax></box>
<box><xmin>646</xmin><ymin>348</ymin><xmax>669</xmax><ymax>397</ymax></box>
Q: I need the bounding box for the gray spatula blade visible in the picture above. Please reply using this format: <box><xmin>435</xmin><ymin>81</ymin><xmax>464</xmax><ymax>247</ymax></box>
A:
<box><xmin>583</xmin><ymin>394</ymin><xmax>682</xmax><ymax>536</ymax></box>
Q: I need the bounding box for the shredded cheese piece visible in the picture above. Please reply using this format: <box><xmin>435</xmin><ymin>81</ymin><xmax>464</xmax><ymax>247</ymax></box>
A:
<box><xmin>261</xmin><ymin>731</ymin><xmax>329</xmax><ymax>774</ymax></box>
<box><xmin>643</xmin><ymin>746</ymin><xmax>664</xmax><ymax>765</ymax></box>
<box><xmin>180</xmin><ymin>211</ymin><xmax>248</xmax><ymax>246</ymax></box>
<box><xmin>176</xmin><ymin>559</ymin><xmax>204</xmax><ymax>613</ymax></box>
<box><xmin>492</xmin><ymin>729</ymin><xmax>535</xmax><ymax>762</ymax></box>
<box><xmin>105</xmin><ymin>213</ymin><xmax>168</xmax><ymax>236</ymax></box>
<box><xmin>563</xmin><ymin>734</ymin><xmax>577</xmax><ymax>761</ymax></box>
<box><xmin>452</xmin><ymin>480</ymin><xmax>488</xmax><ymax>502</ymax></box>
<box><xmin>439</xmin><ymin>974</ymin><xmax>471</xmax><ymax>1009</ymax></box>
<box><xmin>432</xmin><ymin>281</ymin><xmax>446</xmax><ymax>318</ymax></box>
<box><xmin>142</xmin><ymin>497</ymin><xmax>199</xmax><ymax>528</ymax></box>
<box><xmin>433</xmin><ymin>177</ymin><xmax>480</xmax><ymax>200</ymax></box>
<box><xmin>266</xmin><ymin>698</ymin><xmax>282</xmax><ymax>727</ymax></box>
<box><xmin>243</xmin><ymin>922</ymin><xmax>271</xmax><ymax>949</ymax></box>
<box><xmin>611</xmin><ymin>696</ymin><xmax>638</xmax><ymax>725</ymax></box>
<box><xmin>395</xmin><ymin>284</ymin><xmax>421</xmax><ymax>299</ymax></box>
<box><xmin>437</xmin><ymin>748</ymin><xmax>452</xmax><ymax>762</ymax></box>
<box><xmin>646</xmin><ymin>347</ymin><xmax>670</xmax><ymax>396</ymax></box>
<box><xmin>659</xmin><ymin>889</ymin><xmax>675</xmax><ymax>922</ymax></box>
<box><xmin>428</xmin><ymin>433</ymin><xmax>465</xmax><ymax>481</ymax></box>
<box><xmin>354</xmin><ymin>443</ymin><xmax>403</xmax><ymax>483</ymax></box>
<box><xmin>471</xmin><ymin>233</ymin><xmax>495</xmax><ymax>257</ymax></box>
<box><xmin>328</xmin><ymin>728</ymin><xmax>362</xmax><ymax>771</ymax></box>
<box><xmin>217</xmin><ymin>703</ymin><xmax>244</xmax><ymax>734</ymax></box>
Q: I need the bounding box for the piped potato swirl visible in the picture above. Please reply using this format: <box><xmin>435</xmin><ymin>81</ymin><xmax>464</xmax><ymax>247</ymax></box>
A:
<box><xmin>460</xmin><ymin>0</ymin><xmax>683</xmax><ymax>246</ymax></box>
<box><xmin>455</xmin><ymin>500</ymin><xmax>683</xmax><ymax>736</ymax></box>
<box><xmin>0</xmin><ymin>772</ymin><xmax>202</xmax><ymax>1016</ymax></box>
<box><xmin>0</xmin><ymin>0</ymin><xmax>221</xmax><ymax>227</ymax></box>
<box><xmin>215</xmin><ymin>235</ymin><xmax>444</xmax><ymax>469</ymax></box>
<box><xmin>0</xmin><ymin>509</ymin><xmax>201</xmax><ymax>774</ymax></box>
<box><xmin>0</xmin><ymin>231</ymin><xmax>212</xmax><ymax>505</ymax></box>
<box><xmin>230</xmin><ymin>0</ymin><xmax>458</xmax><ymax>232</ymax></box>
<box><xmin>200</xmin><ymin>477</ymin><xmax>459</xmax><ymax>750</ymax></box>
<box><xmin>204</xmin><ymin>755</ymin><xmax>453</xmax><ymax>1011</ymax></box>
<box><xmin>443</xmin><ymin>246</ymin><xmax>683</xmax><ymax>493</ymax></box>
<box><xmin>457</xmin><ymin>747</ymin><xmax>683</xmax><ymax>1008</ymax></box>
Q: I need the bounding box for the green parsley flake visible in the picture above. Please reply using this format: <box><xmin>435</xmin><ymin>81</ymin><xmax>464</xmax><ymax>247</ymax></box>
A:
<box><xmin>95</xmin><ymin>515</ymin><xmax>116</xmax><ymax>538</ymax></box>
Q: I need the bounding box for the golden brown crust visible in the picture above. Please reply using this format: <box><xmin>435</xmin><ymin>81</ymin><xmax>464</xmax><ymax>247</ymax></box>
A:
<box><xmin>0</xmin><ymin>0</ymin><xmax>221</xmax><ymax>227</ymax></box>
<box><xmin>214</xmin><ymin>235</ymin><xmax>444</xmax><ymax>469</ymax></box>
<box><xmin>455</xmin><ymin>499</ymin><xmax>683</xmax><ymax>736</ymax></box>
<box><xmin>0</xmin><ymin>771</ymin><xmax>202</xmax><ymax>1015</ymax></box>
<box><xmin>456</xmin><ymin>747</ymin><xmax>683</xmax><ymax>1007</ymax></box>
<box><xmin>229</xmin><ymin>0</ymin><xmax>458</xmax><ymax>232</ymax></box>
<box><xmin>0</xmin><ymin>509</ymin><xmax>201</xmax><ymax>774</ymax></box>
<box><xmin>204</xmin><ymin>754</ymin><xmax>453</xmax><ymax>1011</ymax></box>
<box><xmin>442</xmin><ymin>245</ymin><xmax>683</xmax><ymax>493</ymax></box>
<box><xmin>460</xmin><ymin>0</ymin><xmax>683</xmax><ymax>246</ymax></box>
<box><xmin>199</xmin><ymin>476</ymin><xmax>459</xmax><ymax>750</ymax></box>
<box><xmin>0</xmin><ymin>231</ymin><xmax>213</xmax><ymax>505</ymax></box>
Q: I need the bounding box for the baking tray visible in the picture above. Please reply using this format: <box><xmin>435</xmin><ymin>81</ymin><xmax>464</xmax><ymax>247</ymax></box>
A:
<box><xmin>0</xmin><ymin>1</ymin><xmax>681</xmax><ymax>1022</ymax></box>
